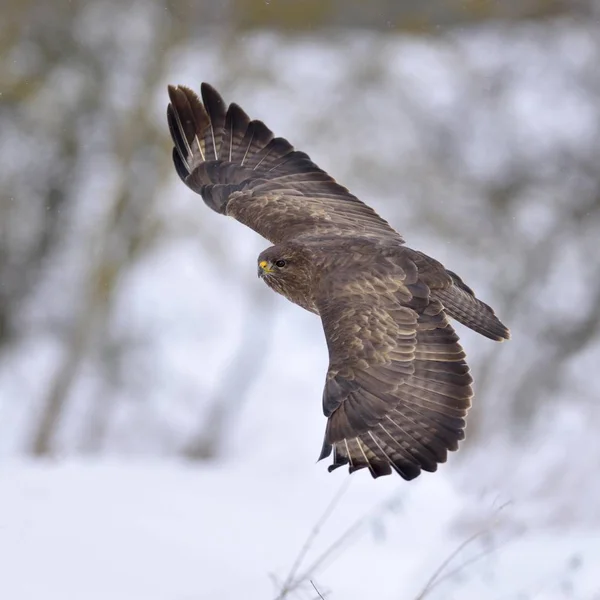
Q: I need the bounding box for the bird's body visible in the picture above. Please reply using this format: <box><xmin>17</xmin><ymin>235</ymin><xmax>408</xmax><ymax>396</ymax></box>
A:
<box><xmin>167</xmin><ymin>83</ymin><xmax>509</xmax><ymax>480</ymax></box>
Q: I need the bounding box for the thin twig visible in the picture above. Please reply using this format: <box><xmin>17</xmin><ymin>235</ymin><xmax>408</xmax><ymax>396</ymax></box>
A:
<box><xmin>276</xmin><ymin>477</ymin><xmax>353</xmax><ymax>599</ymax></box>
<box><xmin>302</xmin><ymin>491</ymin><xmax>406</xmax><ymax>580</ymax></box>
<box><xmin>279</xmin><ymin>486</ymin><xmax>406</xmax><ymax>598</ymax></box>
<box><xmin>414</xmin><ymin>502</ymin><xmax>511</xmax><ymax>600</ymax></box>
<box><xmin>296</xmin><ymin>507</ymin><xmax>368</xmax><ymax>581</ymax></box>
<box><xmin>310</xmin><ymin>580</ymin><xmax>326</xmax><ymax>600</ymax></box>
<box><xmin>414</xmin><ymin>529</ymin><xmax>489</xmax><ymax>600</ymax></box>
<box><xmin>426</xmin><ymin>531</ymin><xmax>515</xmax><ymax>596</ymax></box>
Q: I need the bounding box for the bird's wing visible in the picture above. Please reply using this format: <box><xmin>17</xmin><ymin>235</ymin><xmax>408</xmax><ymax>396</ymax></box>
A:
<box><xmin>167</xmin><ymin>84</ymin><xmax>401</xmax><ymax>244</ymax></box>
<box><xmin>316</xmin><ymin>255</ymin><xmax>473</xmax><ymax>480</ymax></box>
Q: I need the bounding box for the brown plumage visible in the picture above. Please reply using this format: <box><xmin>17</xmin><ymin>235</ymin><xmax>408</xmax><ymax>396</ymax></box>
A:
<box><xmin>167</xmin><ymin>83</ymin><xmax>510</xmax><ymax>480</ymax></box>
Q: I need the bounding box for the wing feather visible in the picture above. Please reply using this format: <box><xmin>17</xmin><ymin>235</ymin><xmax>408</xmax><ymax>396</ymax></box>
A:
<box><xmin>167</xmin><ymin>83</ymin><xmax>401</xmax><ymax>244</ymax></box>
<box><xmin>316</xmin><ymin>254</ymin><xmax>473</xmax><ymax>480</ymax></box>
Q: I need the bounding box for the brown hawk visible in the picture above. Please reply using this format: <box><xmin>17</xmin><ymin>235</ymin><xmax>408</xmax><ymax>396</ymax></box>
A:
<box><xmin>167</xmin><ymin>83</ymin><xmax>509</xmax><ymax>480</ymax></box>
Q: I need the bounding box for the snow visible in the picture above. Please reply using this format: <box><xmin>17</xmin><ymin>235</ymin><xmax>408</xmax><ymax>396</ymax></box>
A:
<box><xmin>0</xmin><ymin>460</ymin><xmax>597</xmax><ymax>600</ymax></box>
<box><xmin>2</xmin><ymin>14</ymin><xmax>600</xmax><ymax>600</ymax></box>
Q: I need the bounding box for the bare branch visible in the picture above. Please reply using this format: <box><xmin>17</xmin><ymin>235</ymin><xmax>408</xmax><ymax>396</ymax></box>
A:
<box><xmin>414</xmin><ymin>502</ymin><xmax>511</xmax><ymax>600</ymax></box>
<box><xmin>276</xmin><ymin>478</ymin><xmax>353</xmax><ymax>600</ymax></box>
<box><xmin>310</xmin><ymin>581</ymin><xmax>326</xmax><ymax>600</ymax></box>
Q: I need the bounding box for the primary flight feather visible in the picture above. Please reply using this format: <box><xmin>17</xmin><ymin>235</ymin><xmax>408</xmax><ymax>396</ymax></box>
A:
<box><xmin>167</xmin><ymin>83</ymin><xmax>510</xmax><ymax>480</ymax></box>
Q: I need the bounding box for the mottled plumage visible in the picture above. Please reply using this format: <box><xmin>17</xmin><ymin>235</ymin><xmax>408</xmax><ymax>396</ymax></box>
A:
<box><xmin>167</xmin><ymin>83</ymin><xmax>510</xmax><ymax>480</ymax></box>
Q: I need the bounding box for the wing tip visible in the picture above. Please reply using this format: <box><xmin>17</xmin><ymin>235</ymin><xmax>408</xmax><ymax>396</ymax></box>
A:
<box><xmin>167</xmin><ymin>83</ymin><xmax>198</xmax><ymax>105</ymax></box>
<box><xmin>320</xmin><ymin>435</ymin><xmax>425</xmax><ymax>481</ymax></box>
<box><xmin>200</xmin><ymin>82</ymin><xmax>227</xmax><ymax>121</ymax></box>
<box><xmin>320</xmin><ymin>397</ymin><xmax>469</xmax><ymax>481</ymax></box>
<box><xmin>200</xmin><ymin>81</ymin><xmax>221</xmax><ymax>100</ymax></box>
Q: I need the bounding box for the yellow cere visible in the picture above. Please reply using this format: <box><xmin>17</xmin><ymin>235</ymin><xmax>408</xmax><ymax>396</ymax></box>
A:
<box><xmin>259</xmin><ymin>260</ymin><xmax>273</xmax><ymax>273</ymax></box>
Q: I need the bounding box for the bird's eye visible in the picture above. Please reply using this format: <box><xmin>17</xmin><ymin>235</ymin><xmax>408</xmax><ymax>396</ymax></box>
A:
<box><xmin>275</xmin><ymin>259</ymin><xmax>286</xmax><ymax>268</ymax></box>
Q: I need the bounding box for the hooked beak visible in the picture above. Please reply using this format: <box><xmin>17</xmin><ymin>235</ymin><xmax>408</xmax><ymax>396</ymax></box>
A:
<box><xmin>258</xmin><ymin>260</ymin><xmax>273</xmax><ymax>278</ymax></box>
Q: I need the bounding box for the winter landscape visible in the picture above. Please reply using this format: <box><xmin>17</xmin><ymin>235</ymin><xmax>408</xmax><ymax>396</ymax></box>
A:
<box><xmin>1</xmin><ymin>1</ymin><xmax>600</xmax><ymax>598</ymax></box>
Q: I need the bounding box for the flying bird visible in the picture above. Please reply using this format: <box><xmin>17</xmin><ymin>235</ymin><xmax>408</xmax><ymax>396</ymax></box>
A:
<box><xmin>167</xmin><ymin>83</ymin><xmax>509</xmax><ymax>480</ymax></box>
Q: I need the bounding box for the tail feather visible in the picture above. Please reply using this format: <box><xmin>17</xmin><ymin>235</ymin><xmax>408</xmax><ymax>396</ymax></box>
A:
<box><xmin>435</xmin><ymin>270</ymin><xmax>510</xmax><ymax>341</ymax></box>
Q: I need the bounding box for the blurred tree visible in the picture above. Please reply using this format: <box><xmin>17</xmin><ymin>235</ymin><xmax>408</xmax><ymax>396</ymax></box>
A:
<box><xmin>0</xmin><ymin>0</ymin><xmax>599</xmax><ymax>523</ymax></box>
<box><xmin>1</xmin><ymin>0</ymin><xmax>179</xmax><ymax>454</ymax></box>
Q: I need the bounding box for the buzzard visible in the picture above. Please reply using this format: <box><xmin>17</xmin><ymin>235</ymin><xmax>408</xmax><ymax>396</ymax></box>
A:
<box><xmin>167</xmin><ymin>83</ymin><xmax>509</xmax><ymax>480</ymax></box>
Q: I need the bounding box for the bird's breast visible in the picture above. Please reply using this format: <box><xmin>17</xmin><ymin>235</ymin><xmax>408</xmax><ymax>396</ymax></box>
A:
<box><xmin>262</xmin><ymin>275</ymin><xmax>319</xmax><ymax>315</ymax></box>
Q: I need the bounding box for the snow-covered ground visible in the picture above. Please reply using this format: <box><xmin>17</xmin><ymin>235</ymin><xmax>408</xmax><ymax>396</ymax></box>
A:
<box><xmin>0</xmin><ymin>460</ymin><xmax>597</xmax><ymax>600</ymax></box>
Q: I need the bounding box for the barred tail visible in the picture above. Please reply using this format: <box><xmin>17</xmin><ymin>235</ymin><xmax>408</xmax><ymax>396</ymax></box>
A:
<box><xmin>435</xmin><ymin>270</ymin><xmax>510</xmax><ymax>342</ymax></box>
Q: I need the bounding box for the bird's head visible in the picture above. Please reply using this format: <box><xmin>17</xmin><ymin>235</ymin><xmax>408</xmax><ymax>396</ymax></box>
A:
<box><xmin>257</xmin><ymin>243</ymin><xmax>317</xmax><ymax>310</ymax></box>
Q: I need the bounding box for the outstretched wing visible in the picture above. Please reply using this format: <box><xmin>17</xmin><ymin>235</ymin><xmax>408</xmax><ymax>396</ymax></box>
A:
<box><xmin>167</xmin><ymin>83</ymin><xmax>401</xmax><ymax>244</ymax></box>
<box><xmin>316</xmin><ymin>255</ymin><xmax>473</xmax><ymax>480</ymax></box>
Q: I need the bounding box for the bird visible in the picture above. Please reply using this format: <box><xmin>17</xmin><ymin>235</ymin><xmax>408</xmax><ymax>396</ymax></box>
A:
<box><xmin>166</xmin><ymin>83</ymin><xmax>510</xmax><ymax>480</ymax></box>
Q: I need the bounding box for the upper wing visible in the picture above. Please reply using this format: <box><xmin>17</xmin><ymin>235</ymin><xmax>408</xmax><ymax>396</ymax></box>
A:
<box><xmin>316</xmin><ymin>258</ymin><xmax>473</xmax><ymax>480</ymax></box>
<box><xmin>167</xmin><ymin>83</ymin><xmax>401</xmax><ymax>244</ymax></box>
